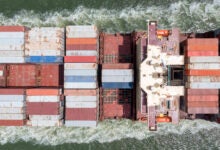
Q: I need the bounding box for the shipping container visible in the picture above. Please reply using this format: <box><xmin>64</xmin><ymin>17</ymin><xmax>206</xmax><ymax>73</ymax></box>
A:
<box><xmin>102</xmin><ymin>82</ymin><xmax>133</xmax><ymax>89</ymax></box>
<box><xmin>26</xmin><ymin>96</ymin><xmax>60</xmax><ymax>102</ymax></box>
<box><xmin>64</xmin><ymin>83</ymin><xmax>97</xmax><ymax>89</ymax></box>
<box><xmin>0</xmin><ymin>39</ymin><xmax>24</xmax><ymax>51</ymax></box>
<box><xmin>185</xmin><ymin>51</ymin><xmax>218</xmax><ymax>56</ymax></box>
<box><xmin>102</xmin><ymin>63</ymin><xmax>133</xmax><ymax>69</ymax></box>
<box><xmin>0</xmin><ymin>51</ymin><xmax>24</xmax><ymax>57</ymax></box>
<box><xmin>64</xmin><ymin>69</ymin><xmax>97</xmax><ymax>76</ymax></box>
<box><xmin>187</xmin><ymin>82</ymin><xmax>220</xmax><ymax>89</ymax></box>
<box><xmin>0</xmin><ymin>102</ymin><xmax>25</xmax><ymax>107</ymax></box>
<box><xmin>25</xmin><ymin>56</ymin><xmax>63</xmax><ymax>63</ymax></box>
<box><xmin>0</xmin><ymin>32</ymin><xmax>24</xmax><ymax>38</ymax></box>
<box><xmin>102</xmin><ymin>76</ymin><xmax>133</xmax><ymax>82</ymax></box>
<box><xmin>64</xmin><ymin>76</ymin><xmax>97</xmax><ymax>82</ymax></box>
<box><xmin>0</xmin><ymin>120</ymin><xmax>26</xmax><ymax>126</ymax></box>
<box><xmin>187</xmin><ymin>89</ymin><xmax>218</xmax><ymax>95</ymax></box>
<box><xmin>187</xmin><ymin>76</ymin><xmax>220</xmax><ymax>82</ymax></box>
<box><xmin>29</xmin><ymin>115</ymin><xmax>63</xmax><ymax>120</ymax></box>
<box><xmin>185</xmin><ymin>70</ymin><xmax>220</xmax><ymax>76</ymax></box>
<box><xmin>66</xmin><ymin>38</ymin><xmax>97</xmax><ymax>45</ymax></box>
<box><xmin>187</xmin><ymin>56</ymin><xmax>220</xmax><ymax>63</ymax></box>
<box><xmin>103</xmin><ymin>103</ymin><xmax>131</xmax><ymax>118</ymax></box>
<box><xmin>66</xmin><ymin>96</ymin><xmax>97</xmax><ymax>102</ymax></box>
<box><xmin>66</xmin><ymin>50</ymin><xmax>98</xmax><ymax>56</ymax></box>
<box><xmin>187</xmin><ymin>107</ymin><xmax>219</xmax><ymax>114</ymax></box>
<box><xmin>27</xmin><ymin>120</ymin><xmax>63</xmax><ymax>126</ymax></box>
<box><xmin>26</xmin><ymin>89</ymin><xmax>61</xmax><ymax>96</ymax></box>
<box><xmin>66</xmin><ymin>101</ymin><xmax>97</xmax><ymax>108</ymax></box>
<box><xmin>66</xmin><ymin>25</ymin><xmax>97</xmax><ymax>38</ymax></box>
<box><xmin>65</xmin><ymin>108</ymin><xmax>97</xmax><ymax>120</ymax></box>
<box><xmin>0</xmin><ymin>26</ymin><xmax>25</xmax><ymax>32</ymax></box>
<box><xmin>25</xmin><ymin>50</ymin><xmax>64</xmax><ymax>56</ymax></box>
<box><xmin>64</xmin><ymin>89</ymin><xmax>97</xmax><ymax>96</ymax></box>
<box><xmin>186</xmin><ymin>63</ymin><xmax>220</xmax><ymax>70</ymax></box>
<box><xmin>187</xmin><ymin>38</ymin><xmax>218</xmax><ymax>51</ymax></box>
<box><xmin>0</xmin><ymin>65</ymin><xmax>6</xmax><ymax>87</ymax></box>
<box><xmin>66</xmin><ymin>44</ymin><xmax>97</xmax><ymax>51</ymax></box>
<box><xmin>65</xmin><ymin>120</ymin><xmax>97</xmax><ymax>127</ymax></box>
<box><xmin>0</xmin><ymin>114</ymin><xmax>26</xmax><ymax>120</ymax></box>
<box><xmin>0</xmin><ymin>95</ymin><xmax>25</xmax><ymax>101</ymax></box>
<box><xmin>64</xmin><ymin>63</ymin><xmax>97</xmax><ymax>70</ymax></box>
<box><xmin>188</xmin><ymin>101</ymin><xmax>218</xmax><ymax>107</ymax></box>
<box><xmin>102</xmin><ymin>69</ymin><xmax>133</xmax><ymax>75</ymax></box>
<box><xmin>26</xmin><ymin>102</ymin><xmax>60</xmax><ymax>115</ymax></box>
<box><xmin>0</xmin><ymin>107</ymin><xmax>25</xmax><ymax>114</ymax></box>
<box><xmin>64</xmin><ymin>56</ymin><xmax>97</xmax><ymax>63</ymax></box>
<box><xmin>187</xmin><ymin>95</ymin><xmax>218</xmax><ymax>102</ymax></box>
<box><xmin>0</xmin><ymin>57</ymin><xmax>25</xmax><ymax>63</ymax></box>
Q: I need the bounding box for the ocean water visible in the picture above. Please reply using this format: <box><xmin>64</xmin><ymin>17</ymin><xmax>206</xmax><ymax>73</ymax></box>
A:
<box><xmin>0</xmin><ymin>0</ymin><xmax>220</xmax><ymax>149</ymax></box>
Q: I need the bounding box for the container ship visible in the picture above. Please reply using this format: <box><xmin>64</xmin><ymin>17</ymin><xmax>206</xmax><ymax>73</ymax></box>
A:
<box><xmin>0</xmin><ymin>21</ymin><xmax>219</xmax><ymax>130</ymax></box>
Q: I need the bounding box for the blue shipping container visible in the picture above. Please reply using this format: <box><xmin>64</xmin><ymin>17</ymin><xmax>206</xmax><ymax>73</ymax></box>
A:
<box><xmin>64</xmin><ymin>76</ymin><xmax>97</xmax><ymax>82</ymax></box>
<box><xmin>25</xmin><ymin>56</ymin><xmax>63</xmax><ymax>63</ymax></box>
<box><xmin>102</xmin><ymin>82</ymin><xmax>133</xmax><ymax>89</ymax></box>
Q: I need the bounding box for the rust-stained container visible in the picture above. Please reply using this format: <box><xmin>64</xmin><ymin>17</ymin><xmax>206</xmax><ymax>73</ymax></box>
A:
<box><xmin>0</xmin><ymin>26</ymin><xmax>25</xmax><ymax>32</ymax></box>
<box><xmin>100</xmin><ymin>33</ymin><xmax>133</xmax><ymax>63</ymax></box>
<box><xmin>188</xmin><ymin>107</ymin><xmax>219</xmax><ymax>114</ymax></box>
<box><xmin>39</xmin><ymin>64</ymin><xmax>62</xmax><ymax>87</ymax></box>
<box><xmin>0</xmin><ymin>65</ymin><xmax>6</xmax><ymax>87</ymax></box>
<box><xmin>187</xmin><ymin>38</ymin><xmax>218</xmax><ymax>51</ymax></box>
<box><xmin>187</xmin><ymin>89</ymin><xmax>218</xmax><ymax>95</ymax></box>
<box><xmin>187</xmin><ymin>95</ymin><xmax>218</xmax><ymax>101</ymax></box>
<box><xmin>64</xmin><ymin>89</ymin><xmax>97</xmax><ymax>96</ymax></box>
<box><xmin>188</xmin><ymin>101</ymin><xmax>218</xmax><ymax>107</ymax></box>
<box><xmin>7</xmin><ymin>64</ymin><xmax>37</xmax><ymax>87</ymax></box>
<box><xmin>185</xmin><ymin>70</ymin><xmax>220</xmax><ymax>76</ymax></box>
<box><xmin>185</xmin><ymin>51</ymin><xmax>218</xmax><ymax>56</ymax></box>
<box><xmin>103</xmin><ymin>103</ymin><xmax>131</xmax><ymax>118</ymax></box>
<box><xmin>66</xmin><ymin>38</ymin><xmax>97</xmax><ymax>45</ymax></box>
<box><xmin>0</xmin><ymin>120</ymin><xmax>26</xmax><ymax>126</ymax></box>
<box><xmin>102</xmin><ymin>63</ymin><xmax>133</xmax><ymax>69</ymax></box>
<box><xmin>66</xmin><ymin>44</ymin><xmax>97</xmax><ymax>50</ymax></box>
<box><xmin>27</xmin><ymin>102</ymin><xmax>60</xmax><ymax>115</ymax></box>
<box><xmin>26</xmin><ymin>88</ymin><xmax>61</xmax><ymax>96</ymax></box>
<box><xmin>64</xmin><ymin>56</ymin><xmax>97</xmax><ymax>63</ymax></box>
<box><xmin>65</xmin><ymin>108</ymin><xmax>97</xmax><ymax>120</ymax></box>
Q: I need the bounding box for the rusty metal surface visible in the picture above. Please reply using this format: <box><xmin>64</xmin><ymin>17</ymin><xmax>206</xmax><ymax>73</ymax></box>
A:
<box><xmin>0</xmin><ymin>65</ymin><xmax>6</xmax><ymax>87</ymax></box>
<box><xmin>103</xmin><ymin>103</ymin><xmax>131</xmax><ymax>118</ymax></box>
<box><xmin>65</xmin><ymin>108</ymin><xmax>97</xmax><ymax>120</ymax></box>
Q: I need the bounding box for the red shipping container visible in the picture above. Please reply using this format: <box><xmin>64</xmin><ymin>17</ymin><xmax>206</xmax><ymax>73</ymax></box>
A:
<box><xmin>26</xmin><ymin>88</ymin><xmax>61</xmax><ymax>96</ymax></box>
<box><xmin>188</xmin><ymin>107</ymin><xmax>219</xmax><ymax>114</ymax></box>
<box><xmin>64</xmin><ymin>56</ymin><xmax>97</xmax><ymax>63</ymax></box>
<box><xmin>188</xmin><ymin>101</ymin><xmax>218</xmax><ymax>107</ymax></box>
<box><xmin>27</xmin><ymin>102</ymin><xmax>60</xmax><ymax>115</ymax></box>
<box><xmin>0</xmin><ymin>64</ymin><xmax>6</xmax><ymax>87</ymax></box>
<box><xmin>185</xmin><ymin>70</ymin><xmax>220</xmax><ymax>76</ymax></box>
<box><xmin>103</xmin><ymin>103</ymin><xmax>131</xmax><ymax>118</ymax></box>
<box><xmin>66</xmin><ymin>38</ymin><xmax>97</xmax><ymax>45</ymax></box>
<box><xmin>0</xmin><ymin>120</ymin><xmax>26</xmax><ymax>126</ymax></box>
<box><xmin>0</xmin><ymin>26</ymin><xmax>25</xmax><ymax>32</ymax></box>
<box><xmin>185</xmin><ymin>50</ymin><xmax>218</xmax><ymax>56</ymax></box>
<box><xmin>66</xmin><ymin>44</ymin><xmax>97</xmax><ymax>50</ymax></box>
<box><xmin>187</xmin><ymin>89</ymin><xmax>218</xmax><ymax>95</ymax></box>
<box><xmin>39</xmin><ymin>64</ymin><xmax>61</xmax><ymax>87</ymax></box>
<box><xmin>0</xmin><ymin>89</ymin><xmax>25</xmax><ymax>95</ymax></box>
<box><xmin>7</xmin><ymin>64</ymin><xmax>37</xmax><ymax>87</ymax></box>
<box><xmin>102</xmin><ymin>63</ymin><xmax>133</xmax><ymax>69</ymax></box>
<box><xmin>65</xmin><ymin>108</ymin><xmax>97</xmax><ymax>120</ymax></box>
<box><xmin>187</xmin><ymin>38</ymin><xmax>218</xmax><ymax>51</ymax></box>
<box><xmin>187</xmin><ymin>95</ymin><xmax>218</xmax><ymax>102</ymax></box>
<box><xmin>64</xmin><ymin>89</ymin><xmax>97</xmax><ymax>96</ymax></box>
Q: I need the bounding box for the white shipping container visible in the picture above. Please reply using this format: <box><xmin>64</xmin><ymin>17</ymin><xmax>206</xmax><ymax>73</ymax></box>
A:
<box><xmin>0</xmin><ymin>39</ymin><xmax>24</xmax><ymax>50</ymax></box>
<box><xmin>26</xmin><ymin>96</ymin><xmax>60</xmax><ymax>102</ymax></box>
<box><xmin>0</xmin><ymin>95</ymin><xmax>25</xmax><ymax>102</ymax></box>
<box><xmin>0</xmin><ymin>57</ymin><xmax>25</xmax><ymax>63</ymax></box>
<box><xmin>25</xmin><ymin>50</ymin><xmax>64</xmax><ymax>56</ymax></box>
<box><xmin>27</xmin><ymin>120</ymin><xmax>63</xmax><ymax>126</ymax></box>
<box><xmin>66</xmin><ymin>25</ymin><xmax>97</xmax><ymax>38</ymax></box>
<box><xmin>0</xmin><ymin>114</ymin><xmax>26</xmax><ymax>120</ymax></box>
<box><xmin>188</xmin><ymin>56</ymin><xmax>220</xmax><ymax>63</ymax></box>
<box><xmin>65</xmin><ymin>96</ymin><xmax>97</xmax><ymax>102</ymax></box>
<box><xmin>64</xmin><ymin>82</ymin><xmax>97</xmax><ymax>89</ymax></box>
<box><xmin>64</xmin><ymin>69</ymin><xmax>97</xmax><ymax>76</ymax></box>
<box><xmin>27</xmin><ymin>27</ymin><xmax>64</xmax><ymax>37</ymax></box>
<box><xmin>0</xmin><ymin>102</ymin><xmax>25</xmax><ymax>107</ymax></box>
<box><xmin>102</xmin><ymin>69</ymin><xmax>133</xmax><ymax>76</ymax></box>
<box><xmin>25</xmin><ymin>43</ymin><xmax>64</xmax><ymax>51</ymax></box>
<box><xmin>29</xmin><ymin>114</ymin><xmax>63</xmax><ymax>120</ymax></box>
<box><xmin>0</xmin><ymin>51</ymin><xmax>24</xmax><ymax>57</ymax></box>
<box><xmin>65</xmin><ymin>120</ymin><xmax>97</xmax><ymax>127</ymax></box>
<box><xmin>0</xmin><ymin>32</ymin><xmax>24</xmax><ymax>38</ymax></box>
<box><xmin>64</xmin><ymin>63</ymin><xmax>97</xmax><ymax>70</ymax></box>
<box><xmin>187</xmin><ymin>82</ymin><xmax>220</xmax><ymax>89</ymax></box>
<box><xmin>0</xmin><ymin>107</ymin><xmax>25</xmax><ymax>114</ymax></box>
<box><xmin>66</xmin><ymin>50</ymin><xmax>98</xmax><ymax>56</ymax></box>
<box><xmin>188</xmin><ymin>76</ymin><xmax>220</xmax><ymax>82</ymax></box>
<box><xmin>102</xmin><ymin>76</ymin><xmax>133</xmax><ymax>82</ymax></box>
<box><xmin>66</xmin><ymin>101</ymin><xmax>97</xmax><ymax>108</ymax></box>
<box><xmin>187</xmin><ymin>63</ymin><xmax>220</xmax><ymax>70</ymax></box>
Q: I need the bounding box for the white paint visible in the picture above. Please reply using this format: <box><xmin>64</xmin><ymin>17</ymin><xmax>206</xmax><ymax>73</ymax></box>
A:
<box><xmin>65</xmin><ymin>120</ymin><xmax>97</xmax><ymax>127</ymax></box>
<box><xmin>102</xmin><ymin>69</ymin><xmax>133</xmax><ymax>76</ymax></box>
<box><xmin>65</xmin><ymin>96</ymin><xmax>97</xmax><ymax>102</ymax></box>
<box><xmin>187</xmin><ymin>63</ymin><xmax>220</xmax><ymax>70</ymax></box>
<box><xmin>25</xmin><ymin>50</ymin><xmax>64</xmax><ymax>56</ymax></box>
<box><xmin>29</xmin><ymin>115</ymin><xmax>63</xmax><ymax>120</ymax></box>
<box><xmin>26</xmin><ymin>96</ymin><xmax>60</xmax><ymax>102</ymax></box>
<box><xmin>27</xmin><ymin>120</ymin><xmax>63</xmax><ymax>126</ymax></box>
<box><xmin>102</xmin><ymin>76</ymin><xmax>133</xmax><ymax>82</ymax></box>
<box><xmin>0</xmin><ymin>51</ymin><xmax>24</xmax><ymax>57</ymax></box>
<box><xmin>64</xmin><ymin>69</ymin><xmax>97</xmax><ymax>76</ymax></box>
<box><xmin>188</xmin><ymin>56</ymin><xmax>220</xmax><ymax>63</ymax></box>
<box><xmin>0</xmin><ymin>32</ymin><xmax>24</xmax><ymax>38</ymax></box>
<box><xmin>66</xmin><ymin>50</ymin><xmax>98</xmax><ymax>56</ymax></box>
<box><xmin>0</xmin><ymin>95</ymin><xmax>25</xmax><ymax>101</ymax></box>
<box><xmin>0</xmin><ymin>114</ymin><xmax>26</xmax><ymax>120</ymax></box>
<box><xmin>64</xmin><ymin>63</ymin><xmax>97</xmax><ymax>70</ymax></box>
<box><xmin>0</xmin><ymin>102</ymin><xmax>25</xmax><ymax>107</ymax></box>
<box><xmin>64</xmin><ymin>82</ymin><xmax>97</xmax><ymax>89</ymax></box>
<box><xmin>0</xmin><ymin>107</ymin><xmax>25</xmax><ymax>114</ymax></box>
<box><xmin>66</xmin><ymin>101</ymin><xmax>97</xmax><ymax>108</ymax></box>
<box><xmin>0</xmin><ymin>57</ymin><xmax>25</xmax><ymax>63</ymax></box>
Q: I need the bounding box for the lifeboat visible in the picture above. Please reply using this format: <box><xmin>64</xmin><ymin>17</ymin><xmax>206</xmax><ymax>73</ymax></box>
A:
<box><xmin>156</xmin><ymin>30</ymin><xmax>170</xmax><ymax>37</ymax></box>
<box><xmin>156</xmin><ymin>114</ymin><xmax>172</xmax><ymax>123</ymax></box>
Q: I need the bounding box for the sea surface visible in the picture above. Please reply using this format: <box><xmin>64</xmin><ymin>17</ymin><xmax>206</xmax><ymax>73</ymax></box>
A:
<box><xmin>0</xmin><ymin>0</ymin><xmax>220</xmax><ymax>149</ymax></box>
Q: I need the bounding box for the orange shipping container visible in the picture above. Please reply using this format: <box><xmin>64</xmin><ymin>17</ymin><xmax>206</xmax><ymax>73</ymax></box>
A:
<box><xmin>185</xmin><ymin>50</ymin><xmax>218</xmax><ymax>56</ymax></box>
<box><xmin>185</xmin><ymin>70</ymin><xmax>220</xmax><ymax>76</ymax></box>
<box><xmin>26</xmin><ymin>89</ymin><xmax>61</xmax><ymax>96</ymax></box>
<box><xmin>187</xmin><ymin>38</ymin><xmax>218</xmax><ymax>51</ymax></box>
<box><xmin>188</xmin><ymin>101</ymin><xmax>218</xmax><ymax>107</ymax></box>
<box><xmin>187</xmin><ymin>89</ymin><xmax>218</xmax><ymax>95</ymax></box>
<box><xmin>66</xmin><ymin>38</ymin><xmax>97</xmax><ymax>45</ymax></box>
<box><xmin>187</xmin><ymin>95</ymin><xmax>218</xmax><ymax>101</ymax></box>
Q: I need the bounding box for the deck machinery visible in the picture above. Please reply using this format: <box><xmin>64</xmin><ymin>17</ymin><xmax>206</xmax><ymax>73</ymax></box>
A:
<box><xmin>140</xmin><ymin>21</ymin><xmax>185</xmax><ymax>131</ymax></box>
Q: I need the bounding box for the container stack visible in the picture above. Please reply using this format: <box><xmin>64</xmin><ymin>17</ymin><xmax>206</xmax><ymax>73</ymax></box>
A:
<box><xmin>64</xmin><ymin>26</ymin><xmax>99</xmax><ymax>127</ymax></box>
<box><xmin>185</xmin><ymin>38</ymin><xmax>219</xmax><ymax>114</ymax></box>
<box><xmin>100</xmin><ymin>33</ymin><xmax>134</xmax><ymax>119</ymax></box>
<box><xmin>26</xmin><ymin>89</ymin><xmax>63</xmax><ymax>126</ymax></box>
<box><xmin>0</xmin><ymin>89</ymin><xmax>26</xmax><ymax>126</ymax></box>
<box><xmin>25</xmin><ymin>27</ymin><xmax>64</xmax><ymax>63</ymax></box>
<box><xmin>0</xmin><ymin>26</ymin><xmax>25</xmax><ymax>63</ymax></box>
